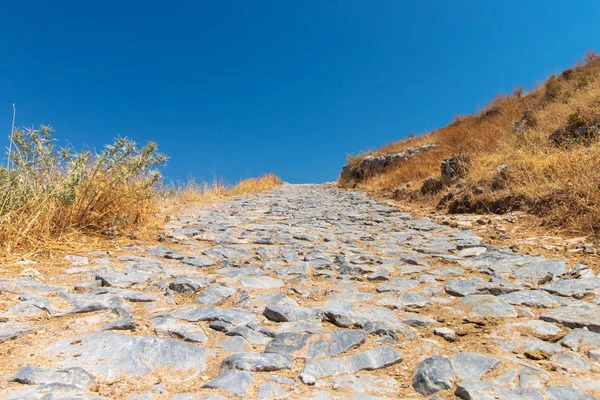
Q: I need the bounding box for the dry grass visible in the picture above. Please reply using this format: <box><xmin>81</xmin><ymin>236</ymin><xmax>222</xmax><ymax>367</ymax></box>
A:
<box><xmin>346</xmin><ymin>51</ymin><xmax>600</xmax><ymax>238</ymax></box>
<box><xmin>0</xmin><ymin>129</ymin><xmax>166</xmax><ymax>258</ymax></box>
<box><xmin>227</xmin><ymin>173</ymin><xmax>283</xmax><ymax>196</ymax></box>
<box><xmin>0</xmin><ymin>126</ymin><xmax>283</xmax><ymax>259</ymax></box>
<box><xmin>161</xmin><ymin>173</ymin><xmax>282</xmax><ymax>205</ymax></box>
<box><xmin>161</xmin><ymin>178</ymin><xmax>229</xmax><ymax>206</ymax></box>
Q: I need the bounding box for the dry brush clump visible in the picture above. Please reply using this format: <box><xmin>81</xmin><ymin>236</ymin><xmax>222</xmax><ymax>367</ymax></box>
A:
<box><xmin>344</xmin><ymin>51</ymin><xmax>600</xmax><ymax>238</ymax></box>
<box><xmin>160</xmin><ymin>177</ymin><xmax>229</xmax><ymax>205</ymax></box>
<box><xmin>227</xmin><ymin>173</ymin><xmax>282</xmax><ymax>196</ymax></box>
<box><xmin>0</xmin><ymin>127</ymin><xmax>283</xmax><ymax>258</ymax></box>
<box><xmin>161</xmin><ymin>173</ymin><xmax>282</xmax><ymax>206</ymax></box>
<box><xmin>0</xmin><ymin>126</ymin><xmax>166</xmax><ymax>256</ymax></box>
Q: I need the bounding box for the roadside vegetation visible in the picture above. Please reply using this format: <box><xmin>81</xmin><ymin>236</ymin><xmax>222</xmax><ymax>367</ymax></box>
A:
<box><xmin>0</xmin><ymin>127</ymin><xmax>281</xmax><ymax>258</ymax></box>
<box><xmin>341</xmin><ymin>51</ymin><xmax>600</xmax><ymax>238</ymax></box>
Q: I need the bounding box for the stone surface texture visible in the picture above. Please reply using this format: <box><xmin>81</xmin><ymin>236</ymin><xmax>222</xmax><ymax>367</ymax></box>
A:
<box><xmin>0</xmin><ymin>184</ymin><xmax>599</xmax><ymax>399</ymax></box>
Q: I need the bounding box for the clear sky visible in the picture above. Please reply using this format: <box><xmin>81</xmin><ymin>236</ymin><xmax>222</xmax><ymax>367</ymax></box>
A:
<box><xmin>2</xmin><ymin>1</ymin><xmax>599</xmax><ymax>184</ymax></box>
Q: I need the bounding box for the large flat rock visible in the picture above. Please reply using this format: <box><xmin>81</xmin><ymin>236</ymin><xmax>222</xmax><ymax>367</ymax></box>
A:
<box><xmin>299</xmin><ymin>346</ymin><xmax>403</xmax><ymax>383</ymax></box>
<box><xmin>47</xmin><ymin>333</ymin><xmax>214</xmax><ymax>381</ymax></box>
<box><xmin>540</xmin><ymin>306</ymin><xmax>600</xmax><ymax>333</ymax></box>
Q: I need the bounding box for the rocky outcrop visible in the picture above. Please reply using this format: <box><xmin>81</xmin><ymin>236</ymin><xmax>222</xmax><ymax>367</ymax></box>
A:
<box><xmin>440</xmin><ymin>155</ymin><xmax>470</xmax><ymax>185</ymax></box>
<box><xmin>340</xmin><ymin>144</ymin><xmax>436</xmax><ymax>184</ymax></box>
<box><xmin>420</xmin><ymin>176</ymin><xmax>443</xmax><ymax>195</ymax></box>
<box><xmin>415</xmin><ymin>154</ymin><xmax>471</xmax><ymax>197</ymax></box>
<box><xmin>550</xmin><ymin>123</ymin><xmax>599</xmax><ymax>146</ymax></box>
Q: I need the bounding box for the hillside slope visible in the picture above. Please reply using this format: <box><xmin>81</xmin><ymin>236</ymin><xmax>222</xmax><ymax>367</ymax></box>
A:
<box><xmin>339</xmin><ymin>51</ymin><xmax>600</xmax><ymax>239</ymax></box>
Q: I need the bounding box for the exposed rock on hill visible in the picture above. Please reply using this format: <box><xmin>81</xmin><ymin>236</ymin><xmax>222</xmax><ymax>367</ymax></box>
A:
<box><xmin>340</xmin><ymin>144</ymin><xmax>435</xmax><ymax>185</ymax></box>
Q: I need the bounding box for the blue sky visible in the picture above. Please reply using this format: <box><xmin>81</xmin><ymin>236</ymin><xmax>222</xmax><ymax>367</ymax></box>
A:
<box><xmin>1</xmin><ymin>1</ymin><xmax>599</xmax><ymax>184</ymax></box>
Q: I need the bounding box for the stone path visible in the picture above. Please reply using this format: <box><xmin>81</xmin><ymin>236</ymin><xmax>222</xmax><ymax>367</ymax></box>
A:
<box><xmin>1</xmin><ymin>184</ymin><xmax>599</xmax><ymax>399</ymax></box>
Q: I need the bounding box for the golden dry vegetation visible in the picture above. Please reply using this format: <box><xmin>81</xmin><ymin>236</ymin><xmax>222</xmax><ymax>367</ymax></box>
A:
<box><xmin>343</xmin><ymin>51</ymin><xmax>600</xmax><ymax>238</ymax></box>
<box><xmin>163</xmin><ymin>173</ymin><xmax>282</xmax><ymax>205</ymax></box>
<box><xmin>0</xmin><ymin>127</ymin><xmax>282</xmax><ymax>258</ymax></box>
<box><xmin>227</xmin><ymin>173</ymin><xmax>283</xmax><ymax>196</ymax></box>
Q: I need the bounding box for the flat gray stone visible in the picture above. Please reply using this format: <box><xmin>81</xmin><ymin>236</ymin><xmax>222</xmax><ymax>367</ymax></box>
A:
<box><xmin>445</xmin><ymin>279</ymin><xmax>480</xmax><ymax>297</ymax></box>
<box><xmin>203</xmin><ymin>246</ymin><xmax>251</xmax><ymax>262</ymax></box>
<box><xmin>220</xmin><ymin>336</ymin><xmax>252</xmax><ymax>353</ymax></box>
<box><xmin>2</xmin><ymin>383</ymin><xmax>110</xmax><ymax>400</ymax></box>
<box><xmin>263</xmin><ymin>304</ymin><xmax>324</xmax><ymax>324</ymax></box>
<box><xmin>169</xmin><ymin>306</ymin><xmax>258</xmax><ymax>326</ymax></box>
<box><xmin>376</xmin><ymin>279</ymin><xmax>419</xmax><ymax>293</ymax></box>
<box><xmin>95</xmin><ymin>270</ymin><xmax>153</xmax><ymax>288</ymax></box>
<box><xmin>225</xmin><ymin>325</ymin><xmax>273</xmax><ymax>345</ymax></box>
<box><xmin>276</xmin><ymin>322</ymin><xmax>325</xmax><ymax>334</ymax></box>
<box><xmin>11</xmin><ymin>366</ymin><xmax>95</xmax><ymax>389</ymax></box>
<box><xmin>323</xmin><ymin>303</ymin><xmax>416</xmax><ymax>339</ymax></box>
<box><xmin>456</xmin><ymin>247</ymin><xmax>487</xmax><ymax>258</ymax></box>
<box><xmin>75</xmin><ymin>280</ymin><xmax>103</xmax><ymax>291</ymax></box>
<box><xmin>151</xmin><ymin>316</ymin><xmax>208</xmax><ymax>343</ymax></box>
<box><xmin>540</xmin><ymin>306</ymin><xmax>600</xmax><ymax>333</ymax></box>
<box><xmin>88</xmin><ymin>287</ymin><xmax>158</xmax><ymax>302</ymax></box>
<box><xmin>181</xmin><ymin>256</ymin><xmax>216</xmax><ymax>267</ymax></box>
<box><xmin>146</xmin><ymin>245</ymin><xmax>179</xmax><ymax>258</ymax></box>
<box><xmin>397</xmin><ymin>293</ymin><xmax>431</xmax><ymax>309</ymax></box>
<box><xmin>196</xmin><ymin>285</ymin><xmax>238</xmax><ymax>305</ymax></box>
<box><xmin>454</xmin><ymin>380</ymin><xmax>509</xmax><ymax>400</ymax></box>
<box><xmin>519</xmin><ymin>367</ymin><xmax>547</xmax><ymax>390</ymax></box>
<box><xmin>330</xmin><ymin>374</ymin><xmax>399</xmax><ymax>395</ymax></box>
<box><xmin>459</xmin><ymin>249</ymin><xmax>540</xmax><ymax>275</ymax></box>
<box><xmin>541</xmin><ymin>278</ymin><xmax>600</xmax><ymax>298</ymax></box>
<box><xmin>299</xmin><ymin>346</ymin><xmax>402</xmax><ymax>383</ymax></box>
<box><xmin>509</xmin><ymin>320</ymin><xmax>562</xmax><ymax>336</ymax></box>
<box><xmin>396</xmin><ymin>265</ymin><xmax>428</xmax><ymax>276</ymax></box>
<box><xmin>429</xmin><ymin>267</ymin><xmax>464</xmax><ymax>278</ymax></box>
<box><xmin>47</xmin><ymin>333</ymin><xmax>214</xmax><ymax>381</ymax></box>
<box><xmin>412</xmin><ymin>356</ymin><xmax>455</xmax><ymax>396</ymax></box>
<box><xmin>559</xmin><ymin>328</ymin><xmax>600</xmax><ymax>351</ymax></box>
<box><xmin>17</xmin><ymin>294</ymin><xmax>56</xmax><ymax>314</ymax></box>
<box><xmin>101</xmin><ymin>316</ymin><xmax>135</xmax><ymax>331</ymax></box>
<box><xmin>118</xmin><ymin>255</ymin><xmax>163</xmax><ymax>267</ymax></box>
<box><xmin>433</xmin><ymin>327</ymin><xmax>456</xmax><ymax>342</ymax></box>
<box><xmin>403</xmin><ymin>313</ymin><xmax>438</xmax><ymax>328</ymax></box>
<box><xmin>551</xmin><ymin>351</ymin><xmax>590</xmax><ymax>372</ymax></box>
<box><xmin>451</xmin><ymin>352</ymin><xmax>501</xmax><ymax>381</ymax></box>
<box><xmin>367</xmin><ymin>268</ymin><xmax>390</xmax><ymax>281</ymax></box>
<box><xmin>60</xmin><ymin>293</ymin><xmax>130</xmax><ymax>317</ymax></box>
<box><xmin>460</xmin><ymin>295</ymin><xmax>517</xmax><ymax>318</ymax></box>
<box><xmin>524</xmin><ymin>338</ymin><xmax>563</xmax><ymax>356</ymax></box>
<box><xmin>325</xmin><ymin>293</ymin><xmax>376</xmax><ymax>303</ymax></box>
<box><xmin>202</xmin><ymin>370</ymin><xmax>253</xmax><ymax>398</ymax></box>
<box><xmin>588</xmin><ymin>349</ymin><xmax>600</xmax><ymax>363</ymax></box>
<box><xmin>477</xmin><ymin>280</ymin><xmax>521</xmax><ymax>295</ymax></box>
<box><xmin>220</xmin><ymin>352</ymin><xmax>292</xmax><ymax>372</ymax></box>
<box><xmin>571</xmin><ymin>378</ymin><xmax>600</xmax><ymax>394</ymax></box>
<box><xmin>513</xmin><ymin>260</ymin><xmax>567</xmax><ymax>281</ymax></box>
<box><xmin>265</xmin><ymin>329</ymin><xmax>366</xmax><ymax>359</ymax></box>
<box><xmin>257</xmin><ymin>383</ymin><xmax>289</xmax><ymax>400</ymax></box>
<box><xmin>499</xmin><ymin>290</ymin><xmax>560</xmax><ymax>308</ymax></box>
<box><xmin>275</xmin><ymin>264</ymin><xmax>309</xmax><ymax>277</ymax></box>
<box><xmin>545</xmin><ymin>386</ymin><xmax>597</xmax><ymax>400</ymax></box>
<box><xmin>490</xmin><ymin>367</ymin><xmax>518</xmax><ymax>390</ymax></box>
<box><xmin>169</xmin><ymin>276</ymin><xmax>214</xmax><ymax>293</ymax></box>
<box><xmin>240</xmin><ymin>276</ymin><xmax>284</xmax><ymax>289</ymax></box>
<box><xmin>0</xmin><ymin>321</ymin><xmax>31</xmax><ymax>343</ymax></box>
<box><xmin>0</xmin><ymin>278</ymin><xmax>66</xmax><ymax>295</ymax></box>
